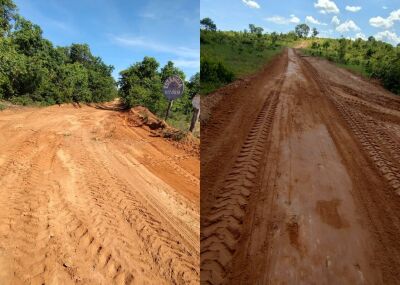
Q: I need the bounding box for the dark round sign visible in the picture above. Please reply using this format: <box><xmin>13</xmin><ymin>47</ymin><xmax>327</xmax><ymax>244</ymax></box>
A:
<box><xmin>163</xmin><ymin>75</ymin><xmax>184</xmax><ymax>101</ymax></box>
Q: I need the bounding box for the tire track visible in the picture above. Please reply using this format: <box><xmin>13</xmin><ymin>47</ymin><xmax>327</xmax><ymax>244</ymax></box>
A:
<box><xmin>2</xmin><ymin>134</ymin><xmax>61</xmax><ymax>284</ymax></box>
<box><xmin>0</xmin><ymin>104</ymin><xmax>199</xmax><ymax>285</ymax></box>
<box><xmin>80</xmin><ymin>142</ymin><xmax>199</xmax><ymax>284</ymax></box>
<box><xmin>51</xmin><ymin>180</ymin><xmax>139</xmax><ymax>285</ymax></box>
<box><xmin>200</xmin><ymin>76</ymin><xmax>283</xmax><ymax>284</ymax></box>
<box><xmin>302</xmin><ymin>58</ymin><xmax>400</xmax><ymax>195</ymax></box>
<box><xmin>301</xmin><ymin>55</ymin><xmax>400</xmax><ymax>282</ymax></box>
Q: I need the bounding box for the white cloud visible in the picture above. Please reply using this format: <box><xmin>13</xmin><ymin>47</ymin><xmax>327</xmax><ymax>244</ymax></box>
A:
<box><xmin>355</xmin><ymin>32</ymin><xmax>367</xmax><ymax>40</ymax></box>
<box><xmin>375</xmin><ymin>30</ymin><xmax>400</xmax><ymax>45</ymax></box>
<box><xmin>346</xmin><ymin>6</ymin><xmax>362</xmax><ymax>12</ymax></box>
<box><xmin>289</xmin><ymin>14</ymin><xmax>301</xmax><ymax>24</ymax></box>
<box><xmin>383</xmin><ymin>6</ymin><xmax>388</xmax><ymax>10</ymax></box>
<box><xmin>306</xmin><ymin>16</ymin><xmax>327</xmax><ymax>25</ymax></box>
<box><xmin>265</xmin><ymin>14</ymin><xmax>300</xmax><ymax>25</ymax></box>
<box><xmin>314</xmin><ymin>0</ymin><xmax>339</xmax><ymax>14</ymax></box>
<box><xmin>242</xmin><ymin>0</ymin><xmax>260</xmax><ymax>9</ymax></box>
<box><xmin>331</xmin><ymin>15</ymin><xmax>340</xmax><ymax>26</ymax></box>
<box><xmin>369</xmin><ymin>9</ymin><xmax>400</xmax><ymax>28</ymax></box>
<box><xmin>369</xmin><ymin>16</ymin><xmax>392</xmax><ymax>28</ymax></box>
<box><xmin>111</xmin><ymin>36</ymin><xmax>199</xmax><ymax>59</ymax></box>
<box><xmin>172</xmin><ymin>59</ymin><xmax>200</xmax><ymax>69</ymax></box>
<box><xmin>336</xmin><ymin>20</ymin><xmax>360</xmax><ymax>33</ymax></box>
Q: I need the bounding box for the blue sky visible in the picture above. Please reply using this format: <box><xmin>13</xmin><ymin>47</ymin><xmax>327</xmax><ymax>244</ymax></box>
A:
<box><xmin>14</xmin><ymin>0</ymin><xmax>200</xmax><ymax>80</ymax></box>
<box><xmin>201</xmin><ymin>0</ymin><xmax>400</xmax><ymax>46</ymax></box>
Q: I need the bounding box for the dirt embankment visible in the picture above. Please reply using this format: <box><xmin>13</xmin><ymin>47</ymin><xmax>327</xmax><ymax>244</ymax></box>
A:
<box><xmin>0</xmin><ymin>103</ymin><xmax>199</xmax><ymax>284</ymax></box>
<box><xmin>201</xmin><ymin>48</ymin><xmax>400</xmax><ymax>284</ymax></box>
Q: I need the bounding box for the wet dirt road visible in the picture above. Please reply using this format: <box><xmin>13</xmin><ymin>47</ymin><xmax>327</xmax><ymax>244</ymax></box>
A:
<box><xmin>0</xmin><ymin>104</ymin><xmax>199</xmax><ymax>284</ymax></box>
<box><xmin>201</xmin><ymin>48</ymin><xmax>400</xmax><ymax>284</ymax></box>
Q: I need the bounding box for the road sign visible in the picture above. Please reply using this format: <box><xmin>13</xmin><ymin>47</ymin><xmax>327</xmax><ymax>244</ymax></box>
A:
<box><xmin>163</xmin><ymin>75</ymin><xmax>184</xmax><ymax>101</ymax></box>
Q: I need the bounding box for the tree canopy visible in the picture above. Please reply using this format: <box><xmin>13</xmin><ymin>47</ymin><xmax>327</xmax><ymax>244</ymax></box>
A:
<box><xmin>0</xmin><ymin>0</ymin><xmax>117</xmax><ymax>105</ymax></box>
<box><xmin>200</xmin><ymin>18</ymin><xmax>217</xmax><ymax>31</ymax></box>
<box><xmin>119</xmin><ymin>57</ymin><xmax>199</xmax><ymax>119</ymax></box>
<box><xmin>295</xmin><ymin>24</ymin><xmax>310</xmax><ymax>38</ymax></box>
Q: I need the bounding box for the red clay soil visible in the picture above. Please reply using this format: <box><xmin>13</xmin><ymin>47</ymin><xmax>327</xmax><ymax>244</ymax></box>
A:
<box><xmin>0</xmin><ymin>103</ymin><xmax>199</xmax><ymax>284</ymax></box>
<box><xmin>201</xmin><ymin>48</ymin><xmax>400</xmax><ymax>284</ymax></box>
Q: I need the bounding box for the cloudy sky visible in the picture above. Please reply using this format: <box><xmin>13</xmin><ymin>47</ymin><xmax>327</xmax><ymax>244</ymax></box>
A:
<box><xmin>201</xmin><ymin>0</ymin><xmax>400</xmax><ymax>46</ymax></box>
<box><xmin>14</xmin><ymin>0</ymin><xmax>200</xmax><ymax>79</ymax></box>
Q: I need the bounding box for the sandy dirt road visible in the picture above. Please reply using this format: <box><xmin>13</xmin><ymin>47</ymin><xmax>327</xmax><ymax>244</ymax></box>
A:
<box><xmin>201</xmin><ymin>48</ymin><xmax>400</xmax><ymax>284</ymax></box>
<box><xmin>0</xmin><ymin>104</ymin><xmax>199</xmax><ymax>284</ymax></box>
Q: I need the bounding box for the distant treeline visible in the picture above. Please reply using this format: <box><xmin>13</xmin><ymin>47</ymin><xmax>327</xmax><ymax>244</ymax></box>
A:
<box><xmin>201</xmin><ymin>17</ymin><xmax>400</xmax><ymax>96</ymax></box>
<box><xmin>306</xmin><ymin>37</ymin><xmax>400</xmax><ymax>95</ymax></box>
<box><xmin>200</xmin><ymin>18</ymin><xmax>298</xmax><ymax>94</ymax></box>
<box><xmin>0</xmin><ymin>0</ymin><xmax>117</xmax><ymax>105</ymax></box>
<box><xmin>0</xmin><ymin>0</ymin><xmax>200</xmax><ymax>120</ymax></box>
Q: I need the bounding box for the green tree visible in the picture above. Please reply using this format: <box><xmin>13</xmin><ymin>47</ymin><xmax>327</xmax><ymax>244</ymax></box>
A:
<box><xmin>69</xmin><ymin>43</ymin><xmax>92</xmax><ymax>65</ymax></box>
<box><xmin>0</xmin><ymin>0</ymin><xmax>117</xmax><ymax>105</ymax></box>
<box><xmin>12</xmin><ymin>16</ymin><xmax>46</xmax><ymax>56</ymax></box>
<box><xmin>118</xmin><ymin>57</ymin><xmax>166</xmax><ymax>114</ymax></box>
<box><xmin>160</xmin><ymin>61</ymin><xmax>185</xmax><ymax>82</ymax></box>
<box><xmin>295</xmin><ymin>24</ymin><xmax>310</xmax><ymax>38</ymax></box>
<box><xmin>0</xmin><ymin>0</ymin><xmax>16</xmax><ymax>36</ymax></box>
<box><xmin>312</xmin><ymin>27</ymin><xmax>319</xmax><ymax>38</ymax></box>
<box><xmin>249</xmin><ymin>24</ymin><xmax>263</xmax><ymax>37</ymax></box>
<box><xmin>270</xmin><ymin>32</ymin><xmax>278</xmax><ymax>46</ymax></box>
<box><xmin>59</xmin><ymin>63</ymin><xmax>91</xmax><ymax>103</ymax></box>
<box><xmin>200</xmin><ymin>17</ymin><xmax>217</xmax><ymax>31</ymax></box>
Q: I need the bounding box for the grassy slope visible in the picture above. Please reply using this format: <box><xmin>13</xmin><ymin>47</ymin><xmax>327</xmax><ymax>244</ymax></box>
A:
<box><xmin>201</xmin><ymin>41</ymin><xmax>283</xmax><ymax>94</ymax></box>
<box><xmin>300</xmin><ymin>38</ymin><xmax>371</xmax><ymax>78</ymax></box>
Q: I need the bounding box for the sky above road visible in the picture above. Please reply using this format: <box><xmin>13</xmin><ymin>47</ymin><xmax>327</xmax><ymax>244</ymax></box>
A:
<box><xmin>14</xmin><ymin>0</ymin><xmax>200</xmax><ymax>80</ymax></box>
<box><xmin>201</xmin><ymin>0</ymin><xmax>400</xmax><ymax>46</ymax></box>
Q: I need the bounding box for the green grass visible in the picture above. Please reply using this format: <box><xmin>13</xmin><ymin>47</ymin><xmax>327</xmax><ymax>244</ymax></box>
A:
<box><xmin>0</xmin><ymin>103</ymin><xmax>6</xmax><ymax>111</ymax></box>
<box><xmin>202</xmin><ymin>42</ymin><xmax>282</xmax><ymax>78</ymax></box>
<box><xmin>201</xmin><ymin>41</ymin><xmax>283</xmax><ymax>94</ymax></box>
<box><xmin>334</xmin><ymin>62</ymin><xmax>369</xmax><ymax>77</ymax></box>
<box><xmin>301</xmin><ymin>48</ymin><xmax>370</xmax><ymax>78</ymax></box>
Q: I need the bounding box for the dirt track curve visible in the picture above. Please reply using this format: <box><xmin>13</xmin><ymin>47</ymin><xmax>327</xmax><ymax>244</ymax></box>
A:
<box><xmin>0</xmin><ymin>104</ymin><xmax>199</xmax><ymax>284</ymax></box>
<box><xmin>201</xmin><ymin>48</ymin><xmax>400</xmax><ymax>284</ymax></box>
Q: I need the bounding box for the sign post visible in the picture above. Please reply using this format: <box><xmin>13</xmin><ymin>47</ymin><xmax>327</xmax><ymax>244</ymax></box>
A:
<box><xmin>162</xmin><ymin>75</ymin><xmax>184</xmax><ymax>121</ymax></box>
<box><xmin>189</xmin><ymin>94</ymin><xmax>200</xmax><ymax>132</ymax></box>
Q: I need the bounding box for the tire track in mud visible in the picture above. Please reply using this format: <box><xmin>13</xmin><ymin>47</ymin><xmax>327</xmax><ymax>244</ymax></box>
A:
<box><xmin>200</xmin><ymin>76</ymin><xmax>284</xmax><ymax>285</ymax></box>
<box><xmin>329</xmin><ymin>81</ymin><xmax>400</xmax><ymax>111</ymax></box>
<box><xmin>301</xmin><ymin>56</ymin><xmax>400</xmax><ymax>282</ymax></box>
<box><xmin>302</xmin><ymin>58</ymin><xmax>400</xmax><ymax>195</ymax></box>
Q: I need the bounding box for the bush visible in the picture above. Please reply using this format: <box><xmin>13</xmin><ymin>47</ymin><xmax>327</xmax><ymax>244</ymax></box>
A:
<box><xmin>200</xmin><ymin>59</ymin><xmax>234</xmax><ymax>84</ymax></box>
<box><xmin>0</xmin><ymin>3</ymin><xmax>117</xmax><ymax>106</ymax></box>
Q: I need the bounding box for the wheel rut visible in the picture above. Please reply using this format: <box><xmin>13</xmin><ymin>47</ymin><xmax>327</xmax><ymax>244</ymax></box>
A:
<box><xmin>201</xmin><ymin>76</ymin><xmax>284</xmax><ymax>284</ymax></box>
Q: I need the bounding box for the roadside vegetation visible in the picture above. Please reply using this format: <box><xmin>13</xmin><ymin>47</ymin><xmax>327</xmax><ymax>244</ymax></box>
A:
<box><xmin>201</xmin><ymin>17</ymin><xmax>400</xmax><ymax>96</ymax></box>
<box><xmin>0</xmin><ymin>0</ymin><xmax>117</xmax><ymax>106</ymax></box>
<box><xmin>200</xmin><ymin>18</ymin><xmax>299</xmax><ymax>94</ymax></box>
<box><xmin>118</xmin><ymin>58</ymin><xmax>199</xmax><ymax>130</ymax></box>
<box><xmin>0</xmin><ymin>0</ymin><xmax>199</xmax><ymax>134</ymax></box>
<box><xmin>303</xmin><ymin>37</ymin><xmax>400</xmax><ymax>95</ymax></box>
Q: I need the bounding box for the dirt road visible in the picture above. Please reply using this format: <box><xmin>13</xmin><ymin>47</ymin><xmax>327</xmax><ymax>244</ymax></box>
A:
<box><xmin>0</xmin><ymin>104</ymin><xmax>199</xmax><ymax>284</ymax></box>
<box><xmin>201</xmin><ymin>48</ymin><xmax>400</xmax><ymax>284</ymax></box>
